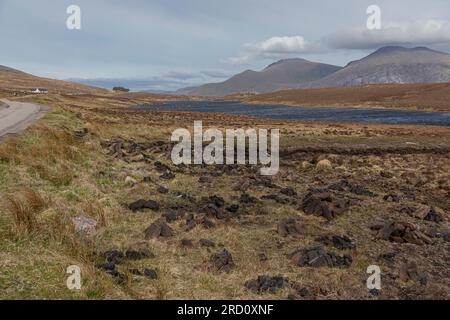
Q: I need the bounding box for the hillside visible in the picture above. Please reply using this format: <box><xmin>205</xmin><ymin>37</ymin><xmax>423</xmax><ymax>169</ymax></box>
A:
<box><xmin>243</xmin><ymin>83</ymin><xmax>450</xmax><ymax>113</ymax></box>
<box><xmin>178</xmin><ymin>58</ymin><xmax>341</xmax><ymax>96</ymax></box>
<box><xmin>311</xmin><ymin>46</ymin><xmax>450</xmax><ymax>88</ymax></box>
<box><xmin>0</xmin><ymin>65</ymin><xmax>107</xmax><ymax>94</ymax></box>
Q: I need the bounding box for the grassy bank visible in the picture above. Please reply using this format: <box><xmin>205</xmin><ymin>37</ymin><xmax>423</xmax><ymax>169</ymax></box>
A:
<box><xmin>1</xmin><ymin>93</ymin><xmax>449</xmax><ymax>300</ymax></box>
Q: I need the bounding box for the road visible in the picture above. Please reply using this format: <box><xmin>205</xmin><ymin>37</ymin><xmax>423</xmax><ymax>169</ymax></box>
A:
<box><xmin>0</xmin><ymin>99</ymin><xmax>48</xmax><ymax>139</ymax></box>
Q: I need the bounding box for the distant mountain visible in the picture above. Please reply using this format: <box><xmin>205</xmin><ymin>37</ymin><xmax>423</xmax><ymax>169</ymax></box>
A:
<box><xmin>310</xmin><ymin>46</ymin><xmax>450</xmax><ymax>88</ymax></box>
<box><xmin>177</xmin><ymin>58</ymin><xmax>342</xmax><ymax>96</ymax></box>
<box><xmin>0</xmin><ymin>65</ymin><xmax>106</xmax><ymax>94</ymax></box>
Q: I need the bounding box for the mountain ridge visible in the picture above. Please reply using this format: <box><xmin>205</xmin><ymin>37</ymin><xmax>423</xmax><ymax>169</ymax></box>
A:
<box><xmin>178</xmin><ymin>46</ymin><xmax>450</xmax><ymax>96</ymax></box>
<box><xmin>177</xmin><ymin>58</ymin><xmax>342</xmax><ymax>96</ymax></box>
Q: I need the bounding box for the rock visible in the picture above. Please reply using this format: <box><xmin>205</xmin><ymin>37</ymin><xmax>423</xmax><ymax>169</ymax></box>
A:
<box><xmin>200</xmin><ymin>239</ymin><xmax>216</xmax><ymax>248</ymax></box>
<box><xmin>399</xmin><ymin>261</ymin><xmax>428</xmax><ymax>285</ymax></box>
<box><xmin>104</xmin><ymin>250</ymin><xmax>125</xmax><ymax>264</ymax></box>
<box><xmin>277</xmin><ymin>218</ymin><xmax>304</xmax><ymax>237</ymax></box>
<box><xmin>181</xmin><ymin>239</ymin><xmax>194</xmax><ymax>247</ymax></box>
<box><xmin>209</xmin><ymin>195</ymin><xmax>225</xmax><ymax>208</ymax></box>
<box><xmin>142</xmin><ymin>176</ymin><xmax>152</xmax><ymax>183</ymax></box>
<box><xmin>261</xmin><ymin>194</ymin><xmax>290</xmax><ymax>204</ymax></box>
<box><xmin>198</xmin><ymin>176</ymin><xmax>211</xmax><ymax>183</ymax></box>
<box><xmin>374</xmin><ymin>221</ymin><xmax>433</xmax><ymax>245</ymax></box>
<box><xmin>301</xmin><ymin>191</ymin><xmax>350</xmax><ymax>220</ymax></box>
<box><xmin>144</xmin><ymin>219</ymin><xmax>174</xmax><ymax>239</ymax></box>
<box><xmin>280</xmin><ymin>187</ymin><xmax>297</xmax><ymax>197</ymax></box>
<box><xmin>369</xmin><ymin>289</ymin><xmax>381</xmax><ymax>296</ymax></box>
<box><xmin>72</xmin><ymin>216</ymin><xmax>97</xmax><ymax>236</ymax></box>
<box><xmin>301</xmin><ymin>161</ymin><xmax>313</xmax><ymax>169</ymax></box>
<box><xmin>317</xmin><ymin>235</ymin><xmax>355</xmax><ymax>250</ymax></box>
<box><xmin>258</xmin><ymin>252</ymin><xmax>268</xmax><ymax>262</ymax></box>
<box><xmin>154</xmin><ymin>161</ymin><xmax>171</xmax><ymax>173</ymax></box>
<box><xmin>239</xmin><ymin>194</ymin><xmax>257</xmax><ymax>204</ymax></box>
<box><xmin>378</xmin><ymin>252</ymin><xmax>397</xmax><ymax>263</ymax></box>
<box><xmin>226</xmin><ymin>204</ymin><xmax>239</xmax><ymax>213</ymax></box>
<box><xmin>290</xmin><ymin>247</ymin><xmax>352</xmax><ymax>268</ymax></box>
<box><xmin>424</xmin><ymin>207</ymin><xmax>443</xmax><ymax>223</ymax></box>
<box><xmin>288</xmin><ymin>285</ymin><xmax>320</xmax><ymax>300</ymax></box>
<box><xmin>128</xmin><ymin>199</ymin><xmax>160</xmax><ymax>212</ymax></box>
<box><xmin>125</xmin><ymin>242</ymin><xmax>154</xmax><ymax>260</ymax></box>
<box><xmin>384</xmin><ymin>194</ymin><xmax>401</xmax><ymax>202</ymax></box>
<box><xmin>316</xmin><ymin>159</ymin><xmax>332</xmax><ymax>172</ymax></box>
<box><xmin>160</xmin><ymin>172</ymin><xmax>175</xmax><ymax>180</ymax></box>
<box><xmin>245</xmin><ymin>276</ymin><xmax>288</xmax><ymax>294</ymax></box>
<box><xmin>412</xmin><ymin>206</ymin><xmax>443</xmax><ymax>223</ymax></box>
<box><xmin>184</xmin><ymin>214</ymin><xmax>197</xmax><ymax>231</ymax></box>
<box><xmin>198</xmin><ymin>215</ymin><xmax>216</xmax><ymax>228</ymax></box>
<box><xmin>144</xmin><ymin>268</ymin><xmax>158</xmax><ymax>280</ymax></box>
<box><xmin>130</xmin><ymin>269</ymin><xmax>143</xmax><ymax>276</ymax></box>
<box><xmin>74</xmin><ymin>129</ymin><xmax>88</xmax><ymax>139</ymax></box>
<box><xmin>209</xmin><ymin>249</ymin><xmax>234</xmax><ymax>273</ymax></box>
<box><xmin>157</xmin><ymin>185</ymin><xmax>169</xmax><ymax>194</ymax></box>
<box><xmin>125</xmin><ymin>176</ymin><xmax>137</xmax><ymax>185</ymax></box>
<box><xmin>162</xmin><ymin>210</ymin><xmax>182</xmax><ymax>223</ymax></box>
<box><xmin>328</xmin><ymin>179</ymin><xmax>375</xmax><ymax>197</ymax></box>
<box><xmin>107</xmin><ymin>270</ymin><xmax>127</xmax><ymax>285</ymax></box>
<box><xmin>98</xmin><ymin>262</ymin><xmax>116</xmax><ymax>272</ymax></box>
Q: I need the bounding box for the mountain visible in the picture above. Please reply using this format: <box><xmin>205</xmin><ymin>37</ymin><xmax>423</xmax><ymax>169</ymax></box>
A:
<box><xmin>177</xmin><ymin>58</ymin><xmax>342</xmax><ymax>96</ymax></box>
<box><xmin>310</xmin><ymin>46</ymin><xmax>450</xmax><ymax>88</ymax></box>
<box><xmin>0</xmin><ymin>65</ymin><xmax>107</xmax><ymax>94</ymax></box>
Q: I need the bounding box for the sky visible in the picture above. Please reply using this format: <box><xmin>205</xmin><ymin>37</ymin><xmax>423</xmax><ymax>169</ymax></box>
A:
<box><xmin>1</xmin><ymin>0</ymin><xmax>450</xmax><ymax>91</ymax></box>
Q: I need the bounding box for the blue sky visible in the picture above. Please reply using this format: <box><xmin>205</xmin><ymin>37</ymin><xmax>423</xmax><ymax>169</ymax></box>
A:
<box><xmin>1</xmin><ymin>0</ymin><xmax>450</xmax><ymax>90</ymax></box>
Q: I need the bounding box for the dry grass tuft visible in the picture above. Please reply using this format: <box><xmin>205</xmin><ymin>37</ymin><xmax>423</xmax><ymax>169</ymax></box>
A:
<box><xmin>4</xmin><ymin>188</ymin><xmax>48</xmax><ymax>235</ymax></box>
<box><xmin>22</xmin><ymin>187</ymin><xmax>47</xmax><ymax>213</ymax></box>
<box><xmin>0</xmin><ymin>138</ymin><xmax>20</xmax><ymax>163</ymax></box>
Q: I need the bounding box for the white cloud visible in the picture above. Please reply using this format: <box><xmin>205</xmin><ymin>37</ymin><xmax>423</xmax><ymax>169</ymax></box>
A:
<box><xmin>227</xmin><ymin>36</ymin><xmax>320</xmax><ymax>65</ymax></box>
<box><xmin>328</xmin><ymin>19</ymin><xmax>450</xmax><ymax>50</ymax></box>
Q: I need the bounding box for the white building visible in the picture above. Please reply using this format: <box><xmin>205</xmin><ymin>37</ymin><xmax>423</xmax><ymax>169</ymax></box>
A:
<box><xmin>31</xmin><ymin>88</ymin><xmax>49</xmax><ymax>94</ymax></box>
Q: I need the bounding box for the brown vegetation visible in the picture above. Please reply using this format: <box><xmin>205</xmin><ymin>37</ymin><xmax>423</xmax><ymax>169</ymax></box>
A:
<box><xmin>242</xmin><ymin>83</ymin><xmax>450</xmax><ymax>113</ymax></box>
<box><xmin>0</xmin><ymin>87</ymin><xmax>449</xmax><ymax>300</ymax></box>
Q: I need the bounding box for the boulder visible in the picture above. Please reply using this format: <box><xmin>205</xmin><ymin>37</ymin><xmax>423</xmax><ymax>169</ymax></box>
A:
<box><xmin>245</xmin><ymin>276</ymin><xmax>288</xmax><ymax>294</ymax></box>
<box><xmin>290</xmin><ymin>247</ymin><xmax>352</xmax><ymax>268</ymax></box>
<box><xmin>125</xmin><ymin>241</ymin><xmax>154</xmax><ymax>260</ymax></box>
<box><xmin>144</xmin><ymin>219</ymin><xmax>174</xmax><ymax>239</ymax></box>
<box><xmin>317</xmin><ymin>235</ymin><xmax>355</xmax><ymax>250</ymax></box>
<box><xmin>302</xmin><ymin>191</ymin><xmax>350</xmax><ymax>220</ymax></box>
<box><xmin>128</xmin><ymin>199</ymin><xmax>160</xmax><ymax>212</ymax></box>
<box><xmin>277</xmin><ymin>218</ymin><xmax>304</xmax><ymax>237</ymax></box>
<box><xmin>144</xmin><ymin>268</ymin><xmax>158</xmax><ymax>280</ymax></box>
<box><xmin>104</xmin><ymin>250</ymin><xmax>125</xmax><ymax>264</ymax></box>
<box><xmin>316</xmin><ymin>159</ymin><xmax>332</xmax><ymax>172</ymax></box>
<box><xmin>71</xmin><ymin>216</ymin><xmax>97</xmax><ymax>236</ymax></box>
<box><xmin>209</xmin><ymin>249</ymin><xmax>234</xmax><ymax>273</ymax></box>
<box><xmin>199</xmin><ymin>239</ymin><xmax>216</xmax><ymax>248</ymax></box>
<box><xmin>373</xmin><ymin>221</ymin><xmax>433</xmax><ymax>245</ymax></box>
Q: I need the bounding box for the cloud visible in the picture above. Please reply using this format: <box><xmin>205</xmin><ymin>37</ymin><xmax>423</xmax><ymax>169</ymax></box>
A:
<box><xmin>164</xmin><ymin>71</ymin><xmax>200</xmax><ymax>80</ymax></box>
<box><xmin>328</xmin><ymin>19</ymin><xmax>450</xmax><ymax>50</ymax></box>
<box><xmin>200</xmin><ymin>70</ymin><xmax>231</xmax><ymax>79</ymax></box>
<box><xmin>227</xmin><ymin>36</ymin><xmax>320</xmax><ymax>65</ymax></box>
<box><xmin>68</xmin><ymin>68</ymin><xmax>231</xmax><ymax>91</ymax></box>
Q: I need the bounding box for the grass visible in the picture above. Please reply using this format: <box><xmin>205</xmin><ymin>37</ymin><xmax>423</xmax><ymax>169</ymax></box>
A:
<box><xmin>0</xmin><ymin>91</ymin><xmax>449</xmax><ymax>300</ymax></box>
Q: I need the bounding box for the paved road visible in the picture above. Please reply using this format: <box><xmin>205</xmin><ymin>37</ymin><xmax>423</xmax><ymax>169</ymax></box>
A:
<box><xmin>0</xmin><ymin>99</ymin><xmax>48</xmax><ymax>138</ymax></box>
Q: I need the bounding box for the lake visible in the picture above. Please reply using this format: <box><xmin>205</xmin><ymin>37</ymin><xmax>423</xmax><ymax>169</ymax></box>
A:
<box><xmin>132</xmin><ymin>101</ymin><xmax>450</xmax><ymax>126</ymax></box>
